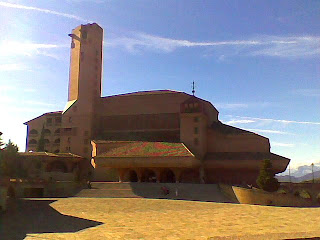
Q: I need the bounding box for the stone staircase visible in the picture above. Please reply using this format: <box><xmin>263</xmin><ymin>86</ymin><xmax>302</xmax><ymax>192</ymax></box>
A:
<box><xmin>75</xmin><ymin>182</ymin><xmax>233</xmax><ymax>203</ymax></box>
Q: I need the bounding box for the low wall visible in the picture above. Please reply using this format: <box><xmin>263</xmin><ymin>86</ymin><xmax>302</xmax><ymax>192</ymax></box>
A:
<box><xmin>7</xmin><ymin>180</ymin><xmax>86</xmax><ymax>198</ymax></box>
<box><xmin>44</xmin><ymin>181</ymin><xmax>85</xmax><ymax>197</ymax></box>
<box><xmin>280</xmin><ymin>182</ymin><xmax>320</xmax><ymax>200</ymax></box>
<box><xmin>41</xmin><ymin>172</ymin><xmax>75</xmax><ymax>181</ymax></box>
<box><xmin>0</xmin><ymin>187</ymin><xmax>7</xmax><ymax>212</ymax></box>
<box><xmin>233</xmin><ymin>186</ymin><xmax>314</xmax><ymax>207</ymax></box>
<box><xmin>218</xmin><ymin>184</ymin><xmax>239</xmax><ymax>203</ymax></box>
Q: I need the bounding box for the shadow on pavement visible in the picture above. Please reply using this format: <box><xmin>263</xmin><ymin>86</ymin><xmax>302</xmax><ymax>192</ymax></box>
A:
<box><xmin>0</xmin><ymin>198</ymin><xmax>103</xmax><ymax>240</ymax></box>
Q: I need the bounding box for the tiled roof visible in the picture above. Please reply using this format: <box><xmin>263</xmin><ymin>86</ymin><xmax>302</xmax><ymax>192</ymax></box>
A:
<box><xmin>211</xmin><ymin>121</ymin><xmax>262</xmax><ymax>136</ymax></box>
<box><xmin>97</xmin><ymin>141</ymin><xmax>194</xmax><ymax>158</ymax></box>
<box><xmin>205</xmin><ymin>152</ymin><xmax>290</xmax><ymax>161</ymax></box>
<box><xmin>23</xmin><ymin>111</ymin><xmax>62</xmax><ymax>125</ymax></box>
<box><xmin>56</xmin><ymin>153</ymin><xmax>84</xmax><ymax>158</ymax></box>
<box><xmin>20</xmin><ymin>152</ymin><xmax>57</xmax><ymax>157</ymax></box>
<box><xmin>101</xmin><ymin>90</ymin><xmax>184</xmax><ymax>98</ymax></box>
<box><xmin>20</xmin><ymin>152</ymin><xmax>84</xmax><ymax>159</ymax></box>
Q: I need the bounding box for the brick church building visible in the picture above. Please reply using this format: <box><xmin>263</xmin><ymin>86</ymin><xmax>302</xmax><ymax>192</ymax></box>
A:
<box><xmin>24</xmin><ymin>23</ymin><xmax>290</xmax><ymax>184</ymax></box>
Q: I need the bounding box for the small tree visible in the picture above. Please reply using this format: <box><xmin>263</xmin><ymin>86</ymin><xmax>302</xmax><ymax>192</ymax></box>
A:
<box><xmin>0</xmin><ymin>138</ymin><xmax>23</xmax><ymax>178</ymax></box>
<box><xmin>37</xmin><ymin>125</ymin><xmax>45</xmax><ymax>152</ymax></box>
<box><xmin>256</xmin><ymin>159</ymin><xmax>280</xmax><ymax>192</ymax></box>
<box><xmin>0</xmin><ymin>132</ymin><xmax>4</xmax><ymax>149</ymax></box>
<box><xmin>2</xmin><ymin>139</ymin><xmax>20</xmax><ymax>177</ymax></box>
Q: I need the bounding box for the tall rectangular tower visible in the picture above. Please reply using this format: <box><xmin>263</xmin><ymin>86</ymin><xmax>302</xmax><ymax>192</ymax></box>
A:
<box><xmin>60</xmin><ymin>23</ymin><xmax>103</xmax><ymax>158</ymax></box>
<box><xmin>68</xmin><ymin>23</ymin><xmax>103</xmax><ymax>102</ymax></box>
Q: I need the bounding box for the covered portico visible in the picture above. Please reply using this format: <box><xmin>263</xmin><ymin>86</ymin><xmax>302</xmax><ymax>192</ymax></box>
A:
<box><xmin>91</xmin><ymin>141</ymin><xmax>201</xmax><ymax>183</ymax></box>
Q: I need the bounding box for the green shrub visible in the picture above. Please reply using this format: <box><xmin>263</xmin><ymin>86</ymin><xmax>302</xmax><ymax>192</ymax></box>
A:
<box><xmin>299</xmin><ymin>190</ymin><xmax>311</xmax><ymax>199</ymax></box>
<box><xmin>256</xmin><ymin>159</ymin><xmax>280</xmax><ymax>192</ymax></box>
<box><xmin>277</xmin><ymin>189</ymin><xmax>287</xmax><ymax>194</ymax></box>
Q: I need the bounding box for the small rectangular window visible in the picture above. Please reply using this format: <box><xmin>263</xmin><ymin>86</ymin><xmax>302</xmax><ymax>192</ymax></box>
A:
<box><xmin>194</xmin><ymin>138</ymin><xmax>199</xmax><ymax>146</ymax></box>
<box><xmin>194</xmin><ymin>127</ymin><xmax>198</xmax><ymax>134</ymax></box>
<box><xmin>84</xmin><ymin>131</ymin><xmax>89</xmax><ymax>136</ymax></box>
<box><xmin>194</xmin><ymin>117</ymin><xmax>199</xmax><ymax>123</ymax></box>
<box><xmin>68</xmin><ymin>117</ymin><xmax>72</xmax><ymax>123</ymax></box>
<box><xmin>84</xmin><ymin>139</ymin><xmax>89</xmax><ymax>144</ymax></box>
<box><xmin>55</xmin><ymin>117</ymin><xmax>61</xmax><ymax>124</ymax></box>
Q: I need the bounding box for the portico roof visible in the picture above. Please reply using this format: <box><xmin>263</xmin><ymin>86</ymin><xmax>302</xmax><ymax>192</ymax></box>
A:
<box><xmin>93</xmin><ymin>141</ymin><xmax>199</xmax><ymax>168</ymax></box>
<box><xmin>96</xmin><ymin>141</ymin><xmax>194</xmax><ymax>158</ymax></box>
<box><xmin>19</xmin><ymin>152</ymin><xmax>84</xmax><ymax>162</ymax></box>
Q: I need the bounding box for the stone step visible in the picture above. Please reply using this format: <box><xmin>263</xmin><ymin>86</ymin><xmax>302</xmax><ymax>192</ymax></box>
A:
<box><xmin>76</xmin><ymin>183</ymin><xmax>232</xmax><ymax>202</ymax></box>
<box><xmin>76</xmin><ymin>189</ymin><xmax>141</xmax><ymax>198</ymax></box>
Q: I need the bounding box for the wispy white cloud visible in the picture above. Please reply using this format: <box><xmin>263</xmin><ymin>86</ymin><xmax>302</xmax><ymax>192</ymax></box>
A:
<box><xmin>291</xmin><ymin>89</ymin><xmax>320</xmax><ymax>97</ymax></box>
<box><xmin>271</xmin><ymin>142</ymin><xmax>295</xmax><ymax>147</ymax></box>
<box><xmin>106</xmin><ymin>32</ymin><xmax>320</xmax><ymax>58</ymax></box>
<box><xmin>246</xmin><ymin>129</ymin><xmax>292</xmax><ymax>135</ymax></box>
<box><xmin>106</xmin><ymin>33</ymin><xmax>263</xmax><ymax>53</ymax></box>
<box><xmin>0</xmin><ymin>63</ymin><xmax>28</xmax><ymax>71</ymax></box>
<box><xmin>231</xmin><ymin>116</ymin><xmax>320</xmax><ymax>126</ymax></box>
<box><xmin>0</xmin><ymin>41</ymin><xmax>67</xmax><ymax>58</ymax></box>
<box><xmin>0</xmin><ymin>2</ymin><xmax>88</xmax><ymax>21</ymax></box>
<box><xmin>250</xmin><ymin>36</ymin><xmax>320</xmax><ymax>58</ymax></box>
<box><xmin>225</xmin><ymin>119</ymin><xmax>255</xmax><ymax>125</ymax></box>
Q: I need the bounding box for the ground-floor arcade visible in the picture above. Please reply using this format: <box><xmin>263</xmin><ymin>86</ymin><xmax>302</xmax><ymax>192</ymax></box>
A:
<box><xmin>117</xmin><ymin>167</ymin><xmax>201</xmax><ymax>183</ymax></box>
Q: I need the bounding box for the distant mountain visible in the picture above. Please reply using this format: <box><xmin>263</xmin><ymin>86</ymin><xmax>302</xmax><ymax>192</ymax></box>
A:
<box><xmin>276</xmin><ymin>170</ymin><xmax>320</xmax><ymax>183</ymax></box>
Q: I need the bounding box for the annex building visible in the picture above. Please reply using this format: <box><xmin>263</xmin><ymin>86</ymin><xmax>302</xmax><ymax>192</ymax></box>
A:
<box><xmin>24</xmin><ymin>23</ymin><xmax>290</xmax><ymax>185</ymax></box>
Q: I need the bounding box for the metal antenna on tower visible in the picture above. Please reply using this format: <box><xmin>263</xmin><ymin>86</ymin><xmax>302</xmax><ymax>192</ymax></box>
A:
<box><xmin>192</xmin><ymin>81</ymin><xmax>195</xmax><ymax>96</ymax></box>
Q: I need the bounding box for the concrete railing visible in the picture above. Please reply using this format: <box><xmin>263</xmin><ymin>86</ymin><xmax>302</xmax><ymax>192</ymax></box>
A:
<box><xmin>232</xmin><ymin>186</ymin><xmax>314</xmax><ymax>207</ymax></box>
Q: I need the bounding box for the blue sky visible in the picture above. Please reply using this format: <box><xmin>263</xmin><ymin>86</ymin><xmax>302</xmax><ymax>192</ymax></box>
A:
<box><xmin>0</xmin><ymin>0</ymin><xmax>319</xmax><ymax>173</ymax></box>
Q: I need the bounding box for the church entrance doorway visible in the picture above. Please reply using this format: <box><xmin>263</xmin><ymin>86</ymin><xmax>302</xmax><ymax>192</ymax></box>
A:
<box><xmin>128</xmin><ymin>170</ymin><xmax>138</xmax><ymax>182</ymax></box>
<box><xmin>161</xmin><ymin>169</ymin><xmax>176</xmax><ymax>183</ymax></box>
<box><xmin>142</xmin><ymin>169</ymin><xmax>157</xmax><ymax>182</ymax></box>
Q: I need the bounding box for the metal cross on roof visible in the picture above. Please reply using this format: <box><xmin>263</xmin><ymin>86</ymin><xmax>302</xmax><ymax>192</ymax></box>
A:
<box><xmin>192</xmin><ymin>81</ymin><xmax>195</xmax><ymax>96</ymax></box>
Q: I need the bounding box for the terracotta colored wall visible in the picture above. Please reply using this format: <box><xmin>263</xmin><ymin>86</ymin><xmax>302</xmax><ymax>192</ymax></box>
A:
<box><xmin>61</xmin><ymin>102</ymin><xmax>94</xmax><ymax>158</ymax></box>
<box><xmin>69</xmin><ymin>23</ymin><xmax>103</xmax><ymax>102</ymax></box>
<box><xmin>100</xmin><ymin>113</ymin><xmax>179</xmax><ymax>131</ymax></box>
<box><xmin>206</xmin><ymin>169</ymin><xmax>258</xmax><ymax>185</ymax></box>
<box><xmin>98</xmin><ymin>92</ymin><xmax>190</xmax><ymax>116</ymax></box>
<box><xmin>180</xmin><ymin>112</ymin><xmax>208</xmax><ymax>158</ymax></box>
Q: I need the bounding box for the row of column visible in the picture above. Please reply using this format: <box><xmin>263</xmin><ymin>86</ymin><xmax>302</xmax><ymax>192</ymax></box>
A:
<box><xmin>118</xmin><ymin>168</ymin><xmax>184</xmax><ymax>183</ymax></box>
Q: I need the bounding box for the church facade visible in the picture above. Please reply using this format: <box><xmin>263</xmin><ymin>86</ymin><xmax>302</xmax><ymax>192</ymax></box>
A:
<box><xmin>24</xmin><ymin>23</ymin><xmax>290</xmax><ymax>185</ymax></box>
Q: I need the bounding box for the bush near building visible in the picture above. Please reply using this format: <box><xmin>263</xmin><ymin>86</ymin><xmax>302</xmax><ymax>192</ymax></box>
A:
<box><xmin>256</xmin><ymin>159</ymin><xmax>280</xmax><ymax>192</ymax></box>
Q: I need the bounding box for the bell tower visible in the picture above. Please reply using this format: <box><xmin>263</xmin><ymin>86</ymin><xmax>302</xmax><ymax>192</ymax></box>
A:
<box><xmin>60</xmin><ymin>23</ymin><xmax>103</xmax><ymax>158</ymax></box>
<box><xmin>68</xmin><ymin>23</ymin><xmax>103</xmax><ymax>103</ymax></box>
<box><xmin>180</xmin><ymin>96</ymin><xmax>208</xmax><ymax>159</ymax></box>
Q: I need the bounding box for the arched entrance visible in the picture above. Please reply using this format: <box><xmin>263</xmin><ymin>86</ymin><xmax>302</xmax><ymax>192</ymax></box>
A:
<box><xmin>127</xmin><ymin>170</ymin><xmax>138</xmax><ymax>182</ymax></box>
<box><xmin>161</xmin><ymin>169</ymin><xmax>176</xmax><ymax>183</ymax></box>
<box><xmin>142</xmin><ymin>169</ymin><xmax>157</xmax><ymax>182</ymax></box>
